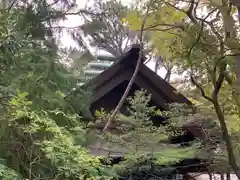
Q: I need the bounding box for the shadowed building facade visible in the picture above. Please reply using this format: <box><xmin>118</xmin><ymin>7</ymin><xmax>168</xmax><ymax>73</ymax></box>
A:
<box><xmin>67</xmin><ymin>44</ymin><xmax>219</xmax><ymax>180</ymax></box>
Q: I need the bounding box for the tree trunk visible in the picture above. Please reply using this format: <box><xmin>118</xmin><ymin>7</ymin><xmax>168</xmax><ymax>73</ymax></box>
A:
<box><xmin>213</xmin><ymin>98</ymin><xmax>240</xmax><ymax>179</ymax></box>
<box><xmin>102</xmin><ymin>44</ymin><xmax>143</xmax><ymax>132</ymax></box>
<box><xmin>208</xmin><ymin>170</ymin><xmax>212</xmax><ymax>180</ymax></box>
<box><xmin>227</xmin><ymin>171</ymin><xmax>231</xmax><ymax>180</ymax></box>
<box><xmin>164</xmin><ymin>68</ymin><xmax>171</xmax><ymax>83</ymax></box>
<box><xmin>102</xmin><ymin>8</ymin><xmax>149</xmax><ymax>132</ymax></box>
<box><xmin>154</xmin><ymin>59</ymin><xmax>160</xmax><ymax>73</ymax></box>
<box><xmin>236</xmin><ymin>54</ymin><xmax>240</xmax><ymax>85</ymax></box>
<box><xmin>230</xmin><ymin>0</ymin><xmax>240</xmax><ymax>27</ymax></box>
<box><xmin>154</xmin><ymin>56</ymin><xmax>164</xmax><ymax>74</ymax></box>
<box><xmin>220</xmin><ymin>3</ymin><xmax>240</xmax><ymax>84</ymax></box>
<box><xmin>220</xmin><ymin>173</ymin><xmax>224</xmax><ymax>180</ymax></box>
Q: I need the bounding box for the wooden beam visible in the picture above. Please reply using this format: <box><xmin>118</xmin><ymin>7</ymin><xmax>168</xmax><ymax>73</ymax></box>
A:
<box><xmin>88</xmin><ymin>50</ymin><xmax>136</xmax><ymax>90</ymax></box>
<box><xmin>140</xmin><ymin>65</ymin><xmax>190</xmax><ymax>104</ymax></box>
<box><xmin>89</xmin><ymin>63</ymin><xmax>123</xmax><ymax>89</ymax></box>
<box><xmin>93</xmin><ymin>70</ymin><xmax>131</xmax><ymax>102</ymax></box>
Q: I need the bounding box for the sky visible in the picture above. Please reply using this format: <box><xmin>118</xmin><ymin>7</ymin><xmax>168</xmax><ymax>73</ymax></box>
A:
<box><xmin>59</xmin><ymin>0</ymin><xmax>169</xmax><ymax>78</ymax></box>
<box><xmin>59</xmin><ymin>0</ymin><xmax>132</xmax><ymax>51</ymax></box>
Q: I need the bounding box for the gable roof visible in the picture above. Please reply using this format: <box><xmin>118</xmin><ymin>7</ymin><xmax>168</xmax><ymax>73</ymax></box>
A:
<box><xmin>84</xmin><ymin>44</ymin><xmax>191</xmax><ymax>110</ymax></box>
<box><xmin>69</xmin><ymin>45</ymin><xmax>212</xmax><ymax>163</ymax></box>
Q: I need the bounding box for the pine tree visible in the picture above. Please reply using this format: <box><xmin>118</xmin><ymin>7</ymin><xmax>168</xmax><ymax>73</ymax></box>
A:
<box><xmin>88</xmin><ymin>90</ymin><xmax>198</xmax><ymax>179</ymax></box>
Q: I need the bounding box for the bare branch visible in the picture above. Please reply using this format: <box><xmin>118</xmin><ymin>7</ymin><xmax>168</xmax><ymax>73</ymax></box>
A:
<box><xmin>212</xmin><ymin>41</ymin><xmax>226</xmax><ymax>97</ymax></box>
<box><xmin>186</xmin><ymin>8</ymin><xmax>219</xmax><ymax>103</ymax></box>
<box><xmin>190</xmin><ymin>74</ymin><xmax>214</xmax><ymax>103</ymax></box>
<box><xmin>7</xmin><ymin>0</ymin><xmax>17</xmax><ymax>12</ymax></box>
<box><xmin>187</xmin><ymin>0</ymin><xmax>198</xmax><ymax>23</ymax></box>
<box><xmin>102</xmin><ymin>4</ymin><xmax>150</xmax><ymax>133</ymax></box>
<box><xmin>144</xmin><ymin>23</ymin><xmax>185</xmax><ymax>31</ymax></box>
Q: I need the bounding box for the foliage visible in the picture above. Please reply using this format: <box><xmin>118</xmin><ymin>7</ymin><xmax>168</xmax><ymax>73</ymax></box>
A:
<box><xmin>72</xmin><ymin>0</ymin><xmax>136</xmax><ymax>57</ymax></box>
<box><xmin>0</xmin><ymin>7</ymin><xmax>113</xmax><ymax>179</ymax></box>
<box><xmin>4</xmin><ymin>0</ymin><xmax>240</xmax><ymax>178</ymax></box>
<box><xmin>0</xmin><ymin>162</ymin><xmax>22</xmax><ymax>180</ymax></box>
<box><xmin>124</xmin><ymin>0</ymin><xmax>240</xmax><ymax>176</ymax></box>
<box><xmin>93</xmin><ymin>90</ymin><xmax>198</xmax><ymax>177</ymax></box>
<box><xmin>0</xmin><ymin>91</ymin><xmax>113</xmax><ymax>179</ymax></box>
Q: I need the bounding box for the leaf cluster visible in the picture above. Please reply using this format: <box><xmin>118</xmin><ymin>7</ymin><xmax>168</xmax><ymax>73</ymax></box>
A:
<box><xmin>93</xmin><ymin>90</ymin><xmax>198</xmax><ymax>176</ymax></box>
<box><xmin>0</xmin><ymin>8</ymin><xmax>114</xmax><ymax>179</ymax></box>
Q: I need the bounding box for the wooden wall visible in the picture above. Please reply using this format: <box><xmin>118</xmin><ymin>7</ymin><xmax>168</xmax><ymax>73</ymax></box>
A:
<box><xmin>90</xmin><ymin>80</ymin><xmax>166</xmax><ymax>124</ymax></box>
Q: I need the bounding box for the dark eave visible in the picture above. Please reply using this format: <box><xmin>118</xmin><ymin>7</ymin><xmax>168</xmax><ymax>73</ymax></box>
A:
<box><xmin>84</xmin><ymin>44</ymin><xmax>191</xmax><ymax>108</ymax></box>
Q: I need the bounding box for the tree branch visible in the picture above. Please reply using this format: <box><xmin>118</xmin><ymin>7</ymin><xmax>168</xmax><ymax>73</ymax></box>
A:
<box><xmin>190</xmin><ymin>74</ymin><xmax>214</xmax><ymax>103</ymax></box>
<box><xmin>212</xmin><ymin>40</ymin><xmax>226</xmax><ymax>98</ymax></box>
<box><xmin>7</xmin><ymin>0</ymin><xmax>17</xmax><ymax>12</ymax></box>
<box><xmin>187</xmin><ymin>8</ymin><xmax>218</xmax><ymax>103</ymax></box>
<box><xmin>102</xmin><ymin>5</ymin><xmax>150</xmax><ymax>133</ymax></box>
<box><xmin>143</xmin><ymin>23</ymin><xmax>185</xmax><ymax>31</ymax></box>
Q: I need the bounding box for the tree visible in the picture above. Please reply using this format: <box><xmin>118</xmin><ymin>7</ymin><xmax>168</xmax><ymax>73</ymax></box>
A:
<box><xmin>102</xmin><ymin>0</ymin><xmax>153</xmax><ymax>133</ymax></box>
<box><xmin>0</xmin><ymin>1</ymin><xmax>204</xmax><ymax>179</ymax></box>
<box><xmin>89</xmin><ymin>90</ymin><xmax>198</xmax><ymax>179</ymax></box>
<box><xmin>0</xmin><ymin>7</ymin><xmax>114</xmax><ymax>179</ymax></box>
<box><xmin>68</xmin><ymin>0</ymin><xmax>136</xmax><ymax>57</ymax></box>
<box><xmin>124</xmin><ymin>0</ymin><xmax>240</xmax><ymax>178</ymax></box>
<box><xmin>59</xmin><ymin>0</ymin><xmax>170</xmax><ymax>81</ymax></box>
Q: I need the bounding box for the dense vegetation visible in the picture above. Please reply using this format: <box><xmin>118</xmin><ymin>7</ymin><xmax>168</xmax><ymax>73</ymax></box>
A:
<box><xmin>1</xmin><ymin>0</ymin><xmax>240</xmax><ymax>179</ymax></box>
<box><xmin>0</xmin><ymin>6</ymin><xmax>111</xmax><ymax>179</ymax></box>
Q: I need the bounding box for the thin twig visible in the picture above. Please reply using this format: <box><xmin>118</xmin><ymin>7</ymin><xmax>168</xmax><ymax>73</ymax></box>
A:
<box><xmin>7</xmin><ymin>0</ymin><xmax>17</xmax><ymax>12</ymax></box>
